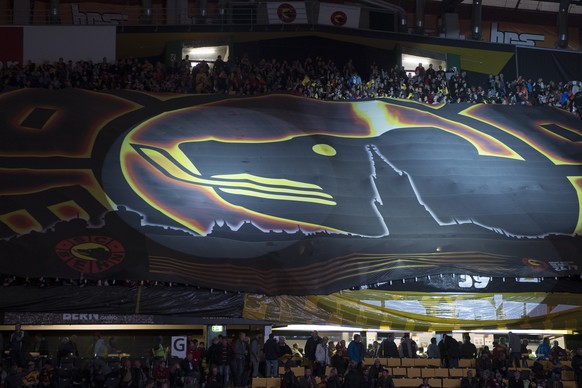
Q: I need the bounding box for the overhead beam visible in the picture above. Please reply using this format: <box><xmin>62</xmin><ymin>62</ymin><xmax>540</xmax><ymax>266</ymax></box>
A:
<box><xmin>557</xmin><ymin>0</ymin><xmax>570</xmax><ymax>48</ymax></box>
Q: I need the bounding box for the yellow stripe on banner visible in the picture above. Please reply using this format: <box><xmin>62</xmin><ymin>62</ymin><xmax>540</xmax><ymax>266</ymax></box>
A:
<box><xmin>242</xmin><ymin>291</ymin><xmax>582</xmax><ymax>331</ymax></box>
<box><xmin>567</xmin><ymin>176</ymin><xmax>582</xmax><ymax>235</ymax></box>
<box><xmin>135</xmin><ymin>284</ymin><xmax>143</xmax><ymax>314</ymax></box>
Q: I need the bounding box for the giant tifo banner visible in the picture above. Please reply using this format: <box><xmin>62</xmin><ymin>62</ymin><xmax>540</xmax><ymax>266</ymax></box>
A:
<box><xmin>1</xmin><ymin>90</ymin><xmax>582</xmax><ymax>295</ymax></box>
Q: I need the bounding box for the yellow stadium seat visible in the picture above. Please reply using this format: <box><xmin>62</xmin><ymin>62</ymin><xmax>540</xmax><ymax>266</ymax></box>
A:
<box><xmin>291</xmin><ymin>367</ymin><xmax>304</xmax><ymax>377</ymax></box>
<box><xmin>459</xmin><ymin>360</ymin><xmax>473</xmax><ymax>368</ymax></box>
<box><xmin>265</xmin><ymin>378</ymin><xmax>281</xmax><ymax>388</ymax></box>
<box><xmin>442</xmin><ymin>378</ymin><xmax>462</xmax><ymax>388</ymax></box>
<box><xmin>252</xmin><ymin>378</ymin><xmax>267</xmax><ymax>388</ymax></box>
<box><xmin>402</xmin><ymin>358</ymin><xmax>415</xmax><ymax>367</ymax></box>
<box><xmin>449</xmin><ymin>369</ymin><xmax>469</xmax><ymax>378</ymax></box>
<box><xmin>415</xmin><ymin>359</ymin><xmax>430</xmax><ymax>367</ymax></box>
<box><xmin>562</xmin><ymin>371</ymin><xmax>575</xmax><ymax>381</ymax></box>
<box><xmin>394</xmin><ymin>378</ymin><xmax>422</xmax><ymax>387</ymax></box>
<box><xmin>279</xmin><ymin>367</ymin><xmax>285</xmax><ymax>375</ymax></box>
<box><xmin>393</xmin><ymin>368</ymin><xmax>407</xmax><ymax>377</ymax></box>
<box><xmin>407</xmin><ymin>368</ymin><xmax>421</xmax><ymax>378</ymax></box>
<box><xmin>422</xmin><ymin>369</ymin><xmax>436</xmax><ymax>378</ymax></box>
<box><xmin>434</xmin><ymin>368</ymin><xmax>450</xmax><ymax>378</ymax></box>
<box><xmin>429</xmin><ymin>378</ymin><xmax>443</xmax><ymax>387</ymax></box>
<box><xmin>427</xmin><ymin>359</ymin><xmax>442</xmax><ymax>367</ymax></box>
<box><xmin>386</xmin><ymin>358</ymin><xmax>402</xmax><ymax>367</ymax></box>
<box><xmin>563</xmin><ymin>382</ymin><xmax>577</xmax><ymax>388</ymax></box>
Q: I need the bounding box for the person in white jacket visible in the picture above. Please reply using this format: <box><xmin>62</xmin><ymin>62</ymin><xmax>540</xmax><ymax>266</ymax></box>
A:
<box><xmin>315</xmin><ymin>336</ymin><xmax>330</xmax><ymax>377</ymax></box>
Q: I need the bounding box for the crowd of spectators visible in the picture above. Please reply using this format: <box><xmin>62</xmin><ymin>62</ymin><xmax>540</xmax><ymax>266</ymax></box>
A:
<box><xmin>2</xmin><ymin>326</ymin><xmax>582</xmax><ymax>388</ymax></box>
<box><xmin>0</xmin><ymin>274</ymin><xmax>195</xmax><ymax>289</ymax></box>
<box><xmin>0</xmin><ymin>55</ymin><xmax>580</xmax><ymax>115</ymax></box>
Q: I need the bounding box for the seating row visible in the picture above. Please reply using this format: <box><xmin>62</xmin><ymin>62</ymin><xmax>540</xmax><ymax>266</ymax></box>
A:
<box><xmin>276</xmin><ymin>367</ymin><xmax>575</xmax><ymax>381</ymax></box>
<box><xmin>253</xmin><ymin>377</ymin><xmax>577</xmax><ymax>388</ymax></box>
<box><xmin>360</xmin><ymin>358</ymin><xmax>477</xmax><ymax>368</ymax></box>
<box><xmin>276</xmin><ymin>366</ymin><xmax>469</xmax><ymax>378</ymax></box>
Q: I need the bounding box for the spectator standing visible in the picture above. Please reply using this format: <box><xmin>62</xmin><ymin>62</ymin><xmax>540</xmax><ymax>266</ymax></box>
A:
<box><xmin>415</xmin><ymin>63</ymin><xmax>426</xmax><ymax>79</ymax></box>
<box><xmin>399</xmin><ymin>333</ymin><xmax>418</xmax><ymax>359</ymax></box>
<box><xmin>10</xmin><ymin>324</ymin><xmax>27</xmax><ymax>368</ymax></box>
<box><xmin>444</xmin><ymin>334</ymin><xmax>460</xmax><ymax>368</ymax></box>
<box><xmin>521</xmin><ymin>339</ymin><xmax>530</xmax><ymax>367</ymax></box>
<box><xmin>151</xmin><ymin>336</ymin><xmax>166</xmax><ymax>364</ymax></box>
<box><xmin>250</xmin><ymin>332</ymin><xmax>261</xmax><ymax>378</ymax></box>
<box><xmin>460</xmin><ymin>335</ymin><xmax>477</xmax><ymax>360</ymax></box>
<box><xmin>277</xmin><ymin>336</ymin><xmax>293</xmax><ymax>367</ymax></box>
<box><xmin>347</xmin><ymin>334</ymin><xmax>365</xmax><ymax>369</ymax></box>
<box><xmin>233</xmin><ymin>332</ymin><xmax>248</xmax><ymax>387</ymax></box>
<box><xmin>57</xmin><ymin>335</ymin><xmax>78</xmax><ymax>366</ymax></box>
<box><xmin>381</xmin><ymin>334</ymin><xmax>399</xmax><ymax>358</ymax></box>
<box><xmin>536</xmin><ymin>338</ymin><xmax>551</xmax><ymax>360</ymax></box>
<box><xmin>571</xmin><ymin>348</ymin><xmax>582</xmax><ymax>388</ymax></box>
<box><xmin>551</xmin><ymin>341</ymin><xmax>567</xmax><ymax>361</ymax></box>
<box><xmin>427</xmin><ymin>337</ymin><xmax>440</xmax><ymax>359</ymax></box>
<box><xmin>187</xmin><ymin>340</ymin><xmax>202</xmax><ymax>370</ymax></box>
<box><xmin>315</xmin><ymin>337</ymin><xmax>330</xmax><ymax>378</ymax></box>
<box><xmin>263</xmin><ymin>334</ymin><xmax>278</xmax><ymax>378</ymax></box>
<box><xmin>508</xmin><ymin>332</ymin><xmax>521</xmax><ymax>369</ymax></box>
<box><xmin>217</xmin><ymin>337</ymin><xmax>233</xmax><ymax>386</ymax></box>
<box><xmin>206</xmin><ymin>337</ymin><xmax>221</xmax><ymax>370</ymax></box>
<box><xmin>93</xmin><ymin>332</ymin><xmax>107</xmax><ymax>359</ymax></box>
<box><xmin>304</xmin><ymin>331</ymin><xmax>322</xmax><ymax>371</ymax></box>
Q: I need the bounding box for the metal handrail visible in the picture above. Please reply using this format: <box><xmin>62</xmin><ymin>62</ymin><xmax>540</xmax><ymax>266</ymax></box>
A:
<box><xmin>0</xmin><ymin>1</ymin><xmax>402</xmax><ymax>29</ymax></box>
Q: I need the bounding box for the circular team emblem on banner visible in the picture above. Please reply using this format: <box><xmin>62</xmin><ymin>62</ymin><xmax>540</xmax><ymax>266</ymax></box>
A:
<box><xmin>522</xmin><ymin>257</ymin><xmax>549</xmax><ymax>271</ymax></box>
<box><xmin>277</xmin><ymin>3</ymin><xmax>297</xmax><ymax>23</ymax></box>
<box><xmin>330</xmin><ymin>11</ymin><xmax>347</xmax><ymax>26</ymax></box>
<box><xmin>55</xmin><ymin>236</ymin><xmax>125</xmax><ymax>274</ymax></box>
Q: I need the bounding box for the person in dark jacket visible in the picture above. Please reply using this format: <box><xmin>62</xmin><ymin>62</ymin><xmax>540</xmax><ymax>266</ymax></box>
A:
<box><xmin>380</xmin><ymin>334</ymin><xmax>399</xmax><ymax>359</ymax></box>
<box><xmin>343</xmin><ymin>362</ymin><xmax>365</xmax><ymax>388</ymax></box>
<box><xmin>264</xmin><ymin>334</ymin><xmax>279</xmax><ymax>377</ymax></box>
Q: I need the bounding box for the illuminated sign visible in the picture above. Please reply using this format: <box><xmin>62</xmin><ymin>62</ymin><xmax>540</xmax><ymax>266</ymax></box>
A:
<box><xmin>490</xmin><ymin>22</ymin><xmax>545</xmax><ymax>46</ymax></box>
<box><xmin>71</xmin><ymin>4</ymin><xmax>128</xmax><ymax>25</ymax></box>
